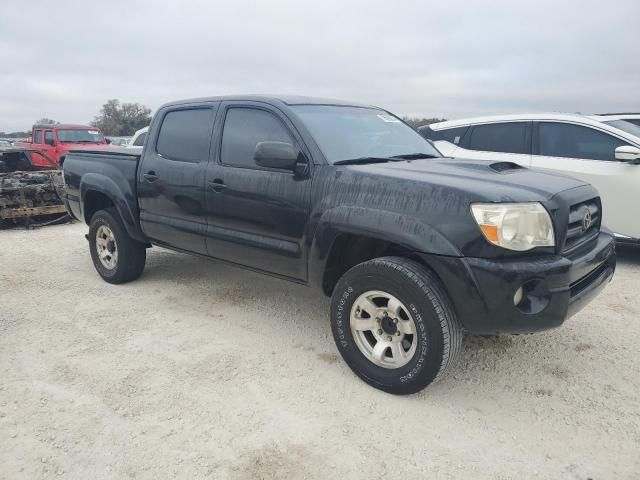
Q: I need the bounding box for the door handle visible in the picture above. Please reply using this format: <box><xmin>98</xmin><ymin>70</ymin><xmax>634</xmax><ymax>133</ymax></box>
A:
<box><xmin>143</xmin><ymin>171</ymin><xmax>158</xmax><ymax>182</ymax></box>
<box><xmin>208</xmin><ymin>179</ymin><xmax>228</xmax><ymax>193</ymax></box>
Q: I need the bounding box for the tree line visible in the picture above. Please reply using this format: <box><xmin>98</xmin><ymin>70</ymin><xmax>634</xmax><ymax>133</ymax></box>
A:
<box><xmin>2</xmin><ymin>102</ymin><xmax>444</xmax><ymax>138</ymax></box>
<box><xmin>0</xmin><ymin>100</ymin><xmax>152</xmax><ymax>138</ymax></box>
<box><xmin>90</xmin><ymin>99</ymin><xmax>152</xmax><ymax>136</ymax></box>
<box><xmin>401</xmin><ymin>116</ymin><xmax>446</xmax><ymax>128</ymax></box>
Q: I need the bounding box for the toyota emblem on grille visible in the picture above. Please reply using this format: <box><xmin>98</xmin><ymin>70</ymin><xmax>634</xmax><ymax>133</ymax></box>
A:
<box><xmin>582</xmin><ymin>208</ymin><xmax>592</xmax><ymax>232</ymax></box>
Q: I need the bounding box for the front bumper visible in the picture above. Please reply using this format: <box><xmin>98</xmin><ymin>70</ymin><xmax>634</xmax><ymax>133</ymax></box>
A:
<box><xmin>420</xmin><ymin>230</ymin><xmax>616</xmax><ymax>334</ymax></box>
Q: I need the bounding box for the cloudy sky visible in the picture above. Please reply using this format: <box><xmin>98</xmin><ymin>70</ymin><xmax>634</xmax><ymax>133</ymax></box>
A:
<box><xmin>1</xmin><ymin>0</ymin><xmax>639</xmax><ymax>132</ymax></box>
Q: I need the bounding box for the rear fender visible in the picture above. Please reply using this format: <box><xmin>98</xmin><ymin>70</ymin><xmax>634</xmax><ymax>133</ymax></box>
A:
<box><xmin>80</xmin><ymin>174</ymin><xmax>147</xmax><ymax>243</ymax></box>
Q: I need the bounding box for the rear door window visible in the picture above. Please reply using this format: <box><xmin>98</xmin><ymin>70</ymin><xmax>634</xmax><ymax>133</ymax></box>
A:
<box><xmin>156</xmin><ymin>108</ymin><xmax>213</xmax><ymax>162</ymax></box>
<box><xmin>538</xmin><ymin>122</ymin><xmax>629</xmax><ymax>161</ymax></box>
<box><xmin>467</xmin><ymin>122</ymin><xmax>529</xmax><ymax>154</ymax></box>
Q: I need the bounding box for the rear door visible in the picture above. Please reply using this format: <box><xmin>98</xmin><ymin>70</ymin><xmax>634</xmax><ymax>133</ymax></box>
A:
<box><xmin>531</xmin><ymin>121</ymin><xmax>640</xmax><ymax>238</ymax></box>
<box><xmin>138</xmin><ymin>103</ymin><xmax>218</xmax><ymax>254</ymax></box>
<box><xmin>204</xmin><ymin>102</ymin><xmax>312</xmax><ymax>280</ymax></box>
<box><xmin>447</xmin><ymin>121</ymin><xmax>532</xmax><ymax>167</ymax></box>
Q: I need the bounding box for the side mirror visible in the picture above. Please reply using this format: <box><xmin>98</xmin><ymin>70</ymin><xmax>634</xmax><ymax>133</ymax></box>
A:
<box><xmin>105</xmin><ymin>138</ymin><xmax>112</xmax><ymax>144</ymax></box>
<box><xmin>254</xmin><ymin>141</ymin><xmax>300</xmax><ymax>171</ymax></box>
<box><xmin>615</xmin><ymin>145</ymin><xmax>640</xmax><ymax>162</ymax></box>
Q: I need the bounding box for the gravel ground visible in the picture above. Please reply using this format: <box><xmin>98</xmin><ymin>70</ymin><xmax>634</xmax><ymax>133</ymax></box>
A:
<box><xmin>1</xmin><ymin>222</ymin><xmax>639</xmax><ymax>480</ymax></box>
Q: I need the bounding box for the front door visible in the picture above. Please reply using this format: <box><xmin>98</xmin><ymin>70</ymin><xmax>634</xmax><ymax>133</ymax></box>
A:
<box><xmin>42</xmin><ymin>130</ymin><xmax>57</xmax><ymax>165</ymax></box>
<box><xmin>204</xmin><ymin>103</ymin><xmax>312</xmax><ymax>280</ymax></box>
<box><xmin>30</xmin><ymin>129</ymin><xmax>48</xmax><ymax>167</ymax></box>
<box><xmin>531</xmin><ymin>121</ymin><xmax>640</xmax><ymax>238</ymax></box>
<box><xmin>138</xmin><ymin>103</ymin><xmax>218</xmax><ymax>254</ymax></box>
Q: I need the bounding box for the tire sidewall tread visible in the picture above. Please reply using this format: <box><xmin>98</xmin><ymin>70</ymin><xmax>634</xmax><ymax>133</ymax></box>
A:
<box><xmin>88</xmin><ymin>207</ymin><xmax>146</xmax><ymax>284</ymax></box>
<box><xmin>330</xmin><ymin>256</ymin><xmax>462</xmax><ymax>394</ymax></box>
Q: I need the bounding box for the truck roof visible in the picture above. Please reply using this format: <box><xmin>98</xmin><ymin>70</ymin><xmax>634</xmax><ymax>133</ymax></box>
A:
<box><xmin>160</xmin><ymin>95</ymin><xmax>374</xmax><ymax>109</ymax></box>
<box><xmin>32</xmin><ymin>124</ymin><xmax>101</xmax><ymax>130</ymax></box>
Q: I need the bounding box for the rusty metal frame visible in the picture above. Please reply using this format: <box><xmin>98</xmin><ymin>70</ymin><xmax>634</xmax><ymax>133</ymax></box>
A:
<box><xmin>0</xmin><ymin>204</ymin><xmax>67</xmax><ymax>219</ymax></box>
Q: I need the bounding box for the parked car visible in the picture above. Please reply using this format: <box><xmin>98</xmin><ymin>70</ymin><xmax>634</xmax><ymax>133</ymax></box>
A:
<box><xmin>127</xmin><ymin>126</ymin><xmax>148</xmax><ymax>148</ymax></box>
<box><xmin>107</xmin><ymin>137</ymin><xmax>131</xmax><ymax>146</ymax></box>
<box><xmin>420</xmin><ymin>114</ymin><xmax>640</xmax><ymax>244</ymax></box>
<box><xmin>14</xmin><ymin>124</ymin><xmax>110</xmax><ymax>167</ymax></box>
<box><xmin>63</xmin><ymin>96</ymin><xmax>615</xmax><ymax>394</ymax></box>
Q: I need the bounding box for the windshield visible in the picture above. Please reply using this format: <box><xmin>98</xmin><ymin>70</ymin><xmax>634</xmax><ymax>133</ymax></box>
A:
<box><xmin>604</xmin><ymin>120</ymin><xmax>640</xmax><ymax>139</ymax></box>
<box><xmin>57</xmin><ymin>129</ymin><xmax>105</xmax><ymax>143</ymax></box>
<box><xmin>291</xmin><ymin>105</ymin><xmax>441</xmax><ymax>164</ymax></box>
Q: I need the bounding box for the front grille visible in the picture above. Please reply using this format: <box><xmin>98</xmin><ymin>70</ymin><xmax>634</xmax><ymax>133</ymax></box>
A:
<box><xmin>563</xmin><ymin>198</ymin><xmax>601</xmax><ymax>252</ymax></box>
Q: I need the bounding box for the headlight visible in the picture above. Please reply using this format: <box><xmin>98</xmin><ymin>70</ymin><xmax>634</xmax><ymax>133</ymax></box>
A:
<box><xmin>470</xmin><ymin>202</ymin><xmax>555</xmax><ymax>251</ymax></box>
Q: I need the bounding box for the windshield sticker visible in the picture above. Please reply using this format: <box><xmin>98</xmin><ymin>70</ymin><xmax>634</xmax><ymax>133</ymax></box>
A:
<box><xmin>87</xmin><ymin>130</ymin><xmax>99</xmax><ymax>134</ymax></box>
<box><xmin>377</xmin><ymin>114</ymin><xmax>400</xmax><ymax>123</ymax></box>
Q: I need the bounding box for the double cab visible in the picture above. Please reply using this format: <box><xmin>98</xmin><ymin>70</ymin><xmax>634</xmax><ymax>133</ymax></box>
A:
<box><xmin>63</xmin><ymin>96</ymin><xmax>616</xmax><ymax>394</ymax></box>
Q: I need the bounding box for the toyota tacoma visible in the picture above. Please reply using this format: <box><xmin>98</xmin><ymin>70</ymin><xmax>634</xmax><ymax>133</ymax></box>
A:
<box><xmin>62</xmin><ymin>96</ymin><xmax>616</xmax><ymax>394</ymax></box>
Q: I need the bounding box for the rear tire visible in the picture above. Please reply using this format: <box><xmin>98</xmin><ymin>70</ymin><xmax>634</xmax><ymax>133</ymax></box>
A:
<box><xmin>89</xmin><ymin>208</ymin><xmax>146</xmax><ymax>284</ymax></box>
<box><xmin>330</xmin><ymin>256</ymin><xmax>462</xmax><ymax>394</ymax></box>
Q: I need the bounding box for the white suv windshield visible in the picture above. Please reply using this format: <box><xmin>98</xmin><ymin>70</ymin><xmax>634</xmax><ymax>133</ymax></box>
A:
<box><xmin>603</xmin><ymin>120</ymin><xmax>640</xmax><ymax>139</ymax></box>
<box><xmin>292</xmin><ymin>105</ymin><xmax>441</xmax><ymax>164</ymax></box>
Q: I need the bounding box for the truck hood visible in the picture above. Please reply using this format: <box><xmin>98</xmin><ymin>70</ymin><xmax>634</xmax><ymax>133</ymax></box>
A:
<box><xmin>352</xmin><ymin>158</ymin><xmax>589</xmax><ymax>203</ymax></box>
<box><xmin>322</xmin><ymin>158</ymin><xmax>598</xmax><ymax>258</ymax></box>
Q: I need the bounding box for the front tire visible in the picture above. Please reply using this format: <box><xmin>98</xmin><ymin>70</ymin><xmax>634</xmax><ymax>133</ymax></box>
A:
<box><xmin>330</xmin><ymin>257</ymin><xmax>462</xmax><ymax>394</ymax></box>
<box><xmin>89</xmin><ymin>208</ymin><xmax>146</xmax><ymax>284</ymax></box>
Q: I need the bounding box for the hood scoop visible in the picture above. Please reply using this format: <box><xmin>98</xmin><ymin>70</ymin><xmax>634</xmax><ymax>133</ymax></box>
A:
<box><xmin>489</xmin><ymin>161</ymin><xmax>525</xmax><ymax>173</ymax></box>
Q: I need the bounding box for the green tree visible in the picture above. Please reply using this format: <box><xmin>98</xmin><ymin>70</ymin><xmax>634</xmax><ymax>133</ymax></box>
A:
<box><xmin>401</xmin><ymin>116</ymin><xmax>446</xmax><ymax>129</ymax></box>
<box><xmin>34</xmin><ymin>118</ymin><xmax>60</xmax><ymax>125</ymax></box>
<box><xmin>91</xmin><ymin>99</ymin><xmax>152</xmax><ymax>136</ymax></box>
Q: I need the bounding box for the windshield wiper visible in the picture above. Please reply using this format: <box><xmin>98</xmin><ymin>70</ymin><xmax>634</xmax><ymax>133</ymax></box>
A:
<box><xmin>333</xmin><ymin>157</ymin><xmax>394</xmax><ymax>165</ymax></box>
<box><xmin>390</xmin><ymin>153</ymin><xmax>439</xmax><ymax>160</ymax></box>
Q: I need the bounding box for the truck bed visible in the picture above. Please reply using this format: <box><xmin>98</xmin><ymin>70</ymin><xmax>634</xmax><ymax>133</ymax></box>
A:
<box><xmin>63</xmin><ymin>147</ymin><xmax>145</xmax><ymax>242</ymax></box>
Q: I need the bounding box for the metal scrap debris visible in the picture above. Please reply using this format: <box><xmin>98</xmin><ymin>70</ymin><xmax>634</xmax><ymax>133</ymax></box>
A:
<box><xmin>0</xmin><ymin>146</ymin><xmax>69</xmax><ymax>228</ymax></box>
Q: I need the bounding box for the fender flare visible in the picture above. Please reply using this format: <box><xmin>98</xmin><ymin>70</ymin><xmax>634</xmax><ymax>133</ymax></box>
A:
<box><xmin>307</xmin><ymin>205</ymin><xmax>462</xmax><ymax>288</ymax></box>
<box><xmin>80</xmin><ymin>174</ymin><xmax>147</xmax><ymax>243</ymax></box>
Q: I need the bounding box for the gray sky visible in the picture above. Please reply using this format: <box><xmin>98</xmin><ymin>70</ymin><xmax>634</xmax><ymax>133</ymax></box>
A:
<box><xmin>1</xmin><ymin>0</ymin><xmax>639</xmax><ymax>132</ymax></box>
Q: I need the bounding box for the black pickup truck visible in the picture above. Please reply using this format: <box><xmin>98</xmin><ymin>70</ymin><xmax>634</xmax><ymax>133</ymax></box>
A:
<box><xmin>63</xmin><ymin>95</ymin><xmax>616</xmax><ymax>394</ymax></box>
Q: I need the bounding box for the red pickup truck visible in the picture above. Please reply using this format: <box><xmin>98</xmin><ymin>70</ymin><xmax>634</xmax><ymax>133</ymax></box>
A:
<box><xmin>15</xmin><ymin>124</ymin><xmax>110</xmax><ymax>168</ymax></box>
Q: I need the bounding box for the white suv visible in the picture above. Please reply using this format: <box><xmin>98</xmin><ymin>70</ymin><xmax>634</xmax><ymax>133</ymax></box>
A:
<box><xmin>127</xmin><ymin>126</ymin><xmax>149</xmax><ymax>148</ymax></box>
<box><xmin>419</xmin><ymin>114</ymin><xmax>640</xmax><ymax>243</ymax></box>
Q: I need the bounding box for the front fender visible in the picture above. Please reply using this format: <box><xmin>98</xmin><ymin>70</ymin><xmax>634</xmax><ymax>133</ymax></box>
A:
<box><xmin>308</xmin><ymin>205</ymin><xmax>462</xmax><ymax>288</ymax></box>
<box><xmin>80</xmin><ymin>174</ymin><xmax>146</xmax><ymax>243</ymax></box>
